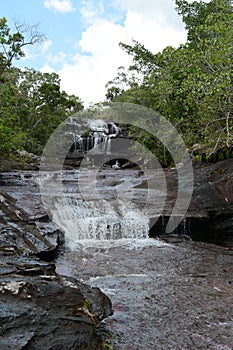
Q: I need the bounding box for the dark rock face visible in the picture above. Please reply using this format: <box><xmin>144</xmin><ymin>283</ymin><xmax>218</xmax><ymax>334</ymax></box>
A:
<box><xmin>0</xmin><ymin>241</ymin><xmax>112</xmax><ymax>350</ymax></box>
<box><xmin>0</xmin><ymin>190</ymin><xmax>64</xmax><ymax>259</ymax></box>
<box><xmin>0</xmin><ymin>186</ymin><xmax>112</xmax><ymax>349</ymax></box>
<box><xmin>0</xmin><ymin>239</ymin><xmax>112</xmax><ymax>350</ymax></box>
<box><xmin>150</xmin><ymin>159</ymin><xmax>233</xmax><ymax>246</ymax></box>
<box><xmin>188</xmin><ymin>159</ymin><xmax>233</xmax><ymax>246</ymax></box>
<box><xmin>190</xmin><ymin>159</ymin><xmax>233</xmax><ymax>214</ymax></box>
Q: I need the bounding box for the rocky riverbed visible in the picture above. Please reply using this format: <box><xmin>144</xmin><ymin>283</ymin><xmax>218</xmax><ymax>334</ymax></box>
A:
<box><xmin>0</xmin><ymin>187</ymin><xmax>112</xmax><ymax>349</ymax></box>
<box><xmin>56</xmin><ymin>238</ymin><xmax>233</xmax><ymax>350</ymax></box>
<box><xmin>0</xmin><ymin>158</ymin><xmax>233</xmax><ymax>349</ymax></box>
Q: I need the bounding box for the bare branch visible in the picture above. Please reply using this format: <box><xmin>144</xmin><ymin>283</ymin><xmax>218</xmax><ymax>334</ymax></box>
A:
<box><xmin>208</xmin><ymin>127</ymin><xmax>226</xmax><ymax>157</ymax></box>
<box><xmin>14</xmin><ymin>18</ymin><xmax>46</xmax><ymax>46</ymax></box>
<box><xmin>0</xmin><ymin>18</ymin><xmax>46</xmax><ymax>77</ymax></box>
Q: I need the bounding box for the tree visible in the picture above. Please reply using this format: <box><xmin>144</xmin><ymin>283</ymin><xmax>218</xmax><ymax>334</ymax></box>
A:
<box><xmin>0</xmin><ymin>17</ymin><xmax>45</xmax><ymax>78</ymax></box>
<box><xmin>0</xmin><ymin>18</ymin><xmax>84</xmax><ymax>156</ymax></box>
<box><xmin>105</xmin><ymin>0</ymin><xmax>233</xmax><ymax>159</ymax></box>
<box><xmin>15</xmin><ymin>69</ymin><xmax>84</xmax><ymax>152</ymax></box>
<box><xmin>174</xmin><ymin>0</ymin><xmax>233</xmax><ymax>153</ymax></box>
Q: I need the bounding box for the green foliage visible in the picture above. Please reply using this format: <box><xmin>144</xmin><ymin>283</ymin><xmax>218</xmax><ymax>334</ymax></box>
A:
<box><xmin>0</xmin><ymin>17</ymin><xmax>44</xmax><ymax>77</ymax></box>
<box><xmin>106</xmin><ymin>0</ymin><xmax>233</xmax><ymax>163</ymax></box>
<box><xmin>16</xmin><ymin>68</ymin><xmax>83</xmax><ymax>152</ymax></box>
<box><xmin>0</xmin><ymin>17</ymin><xmax>84</xmax><ymax>158</ymax></box>
<box><xmin>0</xmin><ymin>124</ymin><xmax>27</xmax><ymax>154</ymax></box>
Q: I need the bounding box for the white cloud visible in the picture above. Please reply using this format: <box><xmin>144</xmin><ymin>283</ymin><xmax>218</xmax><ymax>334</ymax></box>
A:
<box><xmin>44</xmin><ymin>0</ymin><xmax>187</xmax><ymax>105</ymax></box>
<box><xmin>44</xmin><ymin>0</ymin><xmax>75</xmax><ymax>13</ymax></box>
<box><xmin>79</xmin><ymin>0</ymin><xmax>104</xmax><ymax>25</ymax></box>
<box><xmin>123</xmin><ymin>10</ymin><xmax>186</xmax><ymax>54</ymax></box>
<box><xmin>113</xmin><ymin>0</ymin><xmax>186</xmax><ymax>53</ymax></box>
<box><xmin>41</xmin><ymin>38</ymin><xmax>53</xmax><ymax>53</ymax></box>
<box><xmin>114</xmin><ymin>0</ymin><xmax>185</xmax><ymax>29</ymax></box>
<box><xmin>48</xmin><ymin>51</ymin><xmax>68</xmax><ymax>65</ymax></box>
<box><xmin>40</xmin><ymin>63</ymin><xmax>56</xmax><ymax>74</ymax></box>
<box><xmin>58</xmin><ymin>19</ymin><xmax>132</xmax><ymax>105</ymax></box>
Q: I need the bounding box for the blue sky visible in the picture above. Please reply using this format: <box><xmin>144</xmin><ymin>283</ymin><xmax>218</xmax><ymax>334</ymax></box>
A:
<box><xmin>1</xmin><ymin>0</ymin><xmax>191</xmax><ymax>105</ymax></box>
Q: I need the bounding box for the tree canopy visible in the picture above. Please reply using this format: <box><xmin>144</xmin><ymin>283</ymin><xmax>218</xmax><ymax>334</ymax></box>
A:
<box><xmin>0</xmin><ymin>17</ymin><xmax>83</xmax><ymax>156</ymax></box>
<box><xmin>1</xmin><ymin>1</ymin><xmax>233</xmax><ymax>165</ymax></box>
<box><xmin>106</xmin><ymin>0</ymin><xmax>233</xmax><ymax>162</ymax></box>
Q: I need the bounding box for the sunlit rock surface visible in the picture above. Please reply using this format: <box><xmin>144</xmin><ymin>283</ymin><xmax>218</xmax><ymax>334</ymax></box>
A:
<box><xmin>0</xmin><ymin>246</ymin><xmax>112</xmax><ymax>350</ymax></box>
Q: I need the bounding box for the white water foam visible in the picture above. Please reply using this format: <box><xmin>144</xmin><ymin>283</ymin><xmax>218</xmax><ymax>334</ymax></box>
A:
<box><xmin>66</xmin><ymin>237</ymin><xmax>170</xmax><ymax>250</ymax></box>
<box><xmin>50</xmin><ymin>196</ymin><xmax>150</xmax><ymax>242</ymax></box>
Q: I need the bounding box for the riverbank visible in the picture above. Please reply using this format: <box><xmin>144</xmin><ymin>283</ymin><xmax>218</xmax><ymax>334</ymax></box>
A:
<box><xmin>0</xmin><ymin>158</ymin><xmax>233</xmax><ymax>349</ymax></box>
<box><xmin>0</xmin><ymin>188</ymin><xmax>113</xmax><ymax>349</ymax></box>
<box><xmin>56</xmin><ymin>238</ymin><xmax>233</xmax><ymax>350</ymax></box>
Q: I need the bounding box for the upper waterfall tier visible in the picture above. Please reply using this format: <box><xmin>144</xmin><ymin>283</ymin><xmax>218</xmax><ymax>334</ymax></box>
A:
<box><xmin>65</xmin><ymin>118</ymin><xmax>120</xmax><ymax>158</ymax></box>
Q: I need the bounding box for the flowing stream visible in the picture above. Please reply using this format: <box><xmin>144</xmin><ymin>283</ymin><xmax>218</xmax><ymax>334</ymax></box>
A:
<box><xmin>40</xmin><ymin>168</ymin><xmax>233</xmax><ymax>350</ymax></box>
<box><xmin>1</xmin><ymin>166</ymin><xmax>233</xmax><ymax>349</ymax></box>
<box><xmin>56</xmin><ymin>238</ymin><xmax>233</xmax><ymax>350</ymax></box>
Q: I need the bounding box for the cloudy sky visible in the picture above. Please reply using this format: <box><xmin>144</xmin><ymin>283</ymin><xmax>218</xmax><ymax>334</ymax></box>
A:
<box><xmin>2</xmin><ymin>0</ymin><xmax>190</xmax><ymax>105</ymax></box>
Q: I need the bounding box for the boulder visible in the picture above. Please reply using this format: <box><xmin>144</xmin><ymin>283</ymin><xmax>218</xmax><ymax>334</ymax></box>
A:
<box><xmin>0</xmin><ymin>190</ymin><xmax>64</xmax><ymax>259</ymax></box>
<box><xmin>0</xmin><ymin>186</ymin><xmax>112</xmax><ymax>349</ymax></box>
<box><xmin>0</xmin><ymin>233</ymin><xmax>112</xmax><ymax>349</ymax></box>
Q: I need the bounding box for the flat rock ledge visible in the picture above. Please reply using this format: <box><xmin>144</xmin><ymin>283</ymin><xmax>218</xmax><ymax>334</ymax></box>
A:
<box><xmin>0</xmin><ymin>193</ymin><xmax>112</xmax><ymax>350</ymax></box>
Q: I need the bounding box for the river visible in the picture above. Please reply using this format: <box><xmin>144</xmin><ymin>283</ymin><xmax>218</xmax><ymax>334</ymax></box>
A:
<box><xmin>1</xmin><ymin>169</ymin><xmax>233</xmax><ymax>349</ymax></box>
<box><xmin>55</xmin><ymin>238</ymin><xmax>233</xmax><ymax>350</ymax></box>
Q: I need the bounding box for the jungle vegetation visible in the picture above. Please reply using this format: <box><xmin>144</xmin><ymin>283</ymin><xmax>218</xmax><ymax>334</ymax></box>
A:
<box><xmin>105</xmin><ymin>0</ymin><xmax>233</xmax><ymax>164</ymax></box>
<box><xmin>0</xmin><ymin>0</ymin><xmax>233</xmax><ymax>165</ymax></box>
<box><xmin>0</xmin><ymin>17</ymin><xmax>83</xmax><ymax>157</ymax></box>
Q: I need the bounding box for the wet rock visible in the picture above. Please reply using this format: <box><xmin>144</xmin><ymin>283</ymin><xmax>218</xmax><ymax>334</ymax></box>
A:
<box><xmin>150</xmin><ymin>159</ymin><xmax>233</xmax><ymax>246</ymax></box>
<box><xmin>58</xmin><ymin>240</ymin><xmax>233</xmax><ymax>350</ymax></box>
<box><xmin>186</xmin><ymin>159</ymin><xmax>233</xmax><ymax>246</ymax></box>
<box><xmin>0</xmin><ymin>190</ymin><xmax>64</xmax><ymax>259</ymax></box>
<box><xmin>0</xmin><ymin>158</ymin><xmax>39</xmax><ymax>172</ymax></box>
<box><xmin>0</xmin><ymin>236</ymin><xmax>112</xmax><ymax>349</ymax></box>
<box><xmin>0</xmin><ymin>272</ymin><xmax>112</xmax><ymax>349</ymax></box>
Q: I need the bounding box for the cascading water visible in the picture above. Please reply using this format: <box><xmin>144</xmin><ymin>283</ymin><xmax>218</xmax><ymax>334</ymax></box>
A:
<box><xmin>50</xmin><ymin>195</ymin><xmax>150</xmax><ymax>241</ymax></box>
<box><xmin>65</xmin><ymin>117</ymin><xmax>119</xmax><ymax>159</ymax></box>
<box><xmin>39</xmin><ymin>117</ymin><xmax>159</xmax><ymax>242</ymax></box>
<box><xmin>39</xmin><ymin>168</ymin><xmax>151</xmax><ymax>242</ymax></box>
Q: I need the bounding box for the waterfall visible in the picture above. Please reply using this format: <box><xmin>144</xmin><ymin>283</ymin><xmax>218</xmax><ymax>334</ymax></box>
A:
<box><xmin>47</xmin><ymin>195</ymin><xmax>149</xmax><ymax>241</ymax></box>
<box><xmin>65</xmin><ymin>118</ymin><xmax>120</xmax><ymax>158</ymax></box>
<box><xmin>106</xmin><ymin>137</ymin><xmax>111</xmax><ymax>155</ymax></box>
<box><xmin>39</xmin><ymin>118</ymin><xmax>154</xmax><ymax>242</ymax></box>
<box><xmin>39</xmin><ymin>167</ymin><xmax>151</xmax><ymax>242</ymax></box>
